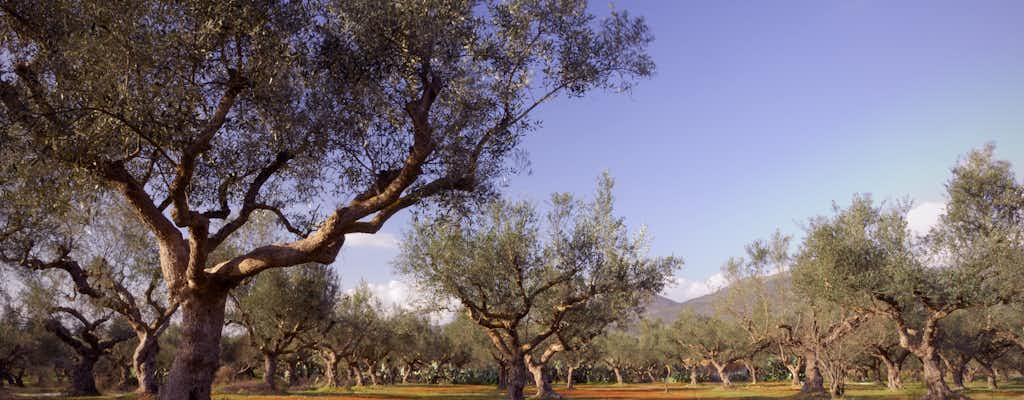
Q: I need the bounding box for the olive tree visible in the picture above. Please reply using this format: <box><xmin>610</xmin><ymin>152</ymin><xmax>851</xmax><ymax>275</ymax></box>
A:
<box><xmin>397</xmin><ymin>176</ymin><xmax>680</xmax><ymax>400</ymax></box>
<box><xmin>0</xmin><ymin>0</ymin><xmax>653</xmax><ymax>397</ymax></box>
<box><xmin>228</xmin><ymin>263</ymin><xmax>337</xmax><ymax>391</ymax></box>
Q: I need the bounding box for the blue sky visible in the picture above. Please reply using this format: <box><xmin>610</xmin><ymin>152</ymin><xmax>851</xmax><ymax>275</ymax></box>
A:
<box><xmin>332</xmin><ymin>0</ymin><xmax>1024</xmax><ymax>304</ymax></box>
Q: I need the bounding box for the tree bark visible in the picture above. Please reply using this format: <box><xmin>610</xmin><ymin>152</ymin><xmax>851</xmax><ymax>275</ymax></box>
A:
<box><xmin>506</xmin><ymin>356</ymin><xmax>528</xmax><ymax>400</ymax></box>
<box><xmin>352</xmin><ymin>365</ymin><xmax>364</xmax><ymax>387</ymax></box>
<box><xmin>880</xmin><ymin>358</ymin><xmax>903</xmax><ymax>390</ymax></box>
<box><xmin>497</xmin><ymin>360</ymin><xmax>508</xmax><ymax>390</ymax></box>
<box><xmin>263</xmin><ymin>353</ymin><xmax>279</xmax><ymax>391</ymax></box>
<box><xmin>612</xmin><ymin>367</ymin><xmax>623</xmax><ymax>385</ymax></box>
<box><xmin>528</xmin><ymin>363</ymin><xmax>557</xmax><ymax>399</ymax></box>
<box><xmin>801</xmin><ymin>349</ymin><xmax>826</xmax><ymax>395</ymax></box>
<box><xmin>160</xmin><ymin>291</ymin><xmax>228</xmax><ymax>400</ymax></box>
<box><xmin>565</xmin><ymin>366</ymin><xmax>575</xmax><ymax>389</ymax></box>
<box><xmin>786</xmin><ymin>363</ymin><xmax>801</xmax><ymax>387</ymax></box>
<box><xmin>69</xmin><ymin>355</ymin><xmax>100</xmax><ymax>397</ymax></box>
<box><xmin>689</xmin><ymin>367</ymin><xmax>698</xmax><ymax>385</ymax></box>
<box><xmin>321</xmin><ymin>351</ymin><xmax>340</xmax><ymax>388</ymax></box>
<box><xmin>742</xmin><ymin>360</ymin><xmax>757</xmax><ymax>384</ymax></box>
<box><xmin>133</xmin><ymin>331</ymin><xmax>161</xmax><ymax>394</ymax></box>
<box><xmin>712</xmin><ymin>362</ymin><xmax>731</xmax><ymax>387</ymax></box>
<box><xmin>920</xmin><ymin>350</ymin><xmax>962</xmax><ymax>400</ymax></box>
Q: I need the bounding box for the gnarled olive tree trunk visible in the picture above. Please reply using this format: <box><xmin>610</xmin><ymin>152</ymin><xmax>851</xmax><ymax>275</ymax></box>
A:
<box><xmin>69</xmin><ymin>355</ymin><xmax>101</xmax><ymax>397</ymax></box>
<box><xmin>800</xmin><ymin>349</ymin><xmax>826</xmax><ymax>395</ymax></box>
<box><xmin>159</xmin><ymin>291</ymin><xmax>228</xmax><ymax>400</ymax></box>
<box><xmin>506</xmin><ymin>356</ymin><xmax>529</xmax><ymax>400</ymax></box>
<box><xmin>528</xmin><ymin>363</ymin><xmax>558</xmax><ymax>399</ymax></box>
<box><xmin>133</xmin><ymin>332</ymin><xmax>161</xmax><ymax>394</ymax></box>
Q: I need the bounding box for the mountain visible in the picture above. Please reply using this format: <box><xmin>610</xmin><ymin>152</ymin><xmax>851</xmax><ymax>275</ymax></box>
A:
<box><xmin>642</xmin><ymin>272</ymin><xmax>790</xmax><ymax>323</ymax></box>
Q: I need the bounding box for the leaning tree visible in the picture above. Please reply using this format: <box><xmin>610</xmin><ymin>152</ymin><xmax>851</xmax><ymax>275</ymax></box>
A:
<box><xmin>397</xmin><ymin>176</ymin><xmax>680</xmax><ymax>400</ymax></box>
<box><xmin>0</xmin><ymin>0</ymin><xmax>654</xmax><ymax>397</ymax></box>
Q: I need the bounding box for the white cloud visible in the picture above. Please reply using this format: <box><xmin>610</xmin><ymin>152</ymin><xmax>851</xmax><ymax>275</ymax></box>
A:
<box><xmin>353</xmin><ymin>280</ymin><xmax>456</xmax><ymax>323</ymax></box>
<box><xmin>661</xmin><ymin>272</ymin><xmax>727</xmax><ymax>303</ymax></box>
<box><xmin>906</xmin><ymin>201</ymin><xmax>945</xmax><ymax>237</ymax></box>
<box><xmin>344</xmin><ymin>232</ymin><xmax>400</xmax><ymax>249</ymax></box>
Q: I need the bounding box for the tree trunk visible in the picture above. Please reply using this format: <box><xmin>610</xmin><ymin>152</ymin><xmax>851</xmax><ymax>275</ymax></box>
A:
<box><xmin>880</xmin><ymin>358</ymin><xmax>903</xmax><ymax>390</ymax></box>
<box><xmin>664</xmin><ymin>364</ymin><xmax>672</xmax><ymax>393</ymax></box>
<box><xmin>286</xmin><ymin>360</ymin><xmax>299</xmax><ymax>387</ymax></box>
<box><xmin>497</xmin><ymin>361</ymin><xmax>508</xmax><ymax>390</ymax></box>
<box><xmin>263</xmin><ymin>353</ymin><xmax>279</xmax><ymax>391</ymax></box>
<box><xmin>786</xmin><ymin>363</ymin><xmax>801</xmax><ymax>387</ymax></box>
<box><xmin>948</xmin><ymin>361</ymin><xmax>966</xmax><ymax>391</ymax></box>
<box><xmin>160</xmin><ymin>291</ymin><xmax>228</xmax><ymax>400</ymax></box>
<box><xmin>401</xmin><ymin>366</ymin><xmax>410</xmax><ymax>384</ymax></box>
<box><xmin>612</xmin><ymin>367</ymin><xmax>623</xmax><ymax>385</ymax></box>
<box><xmin>352</xmin><ymin>365</ymin><xmax>364</xmax><ymax>387</ymax></box>
<box><xmin>712</xmin><ymin>362</ymin><xmax>731</xmax><ymax>387</ymax></box>
<box><xmin>322</xmin><ymin>352</ymin><xmax>340</xmax><ymax>388</ymax></box>
<box><xmin>366</xmin><ymin>365</ymin><xmax>378</xmax><ymax>386</ymax></box>
<box><xmin>920</xmin><ymin>350</ymin><xmax>962</xmax><ymax>400</ymax></box>
<box><xmin>689</xmin><ymin>366</ymin><xmax>698</xmax><ymax>385</ymax></box>
<box><xmin>801</xmin><ymin>349</ymin><xmax>826</xmax><ymax>395</ymax></box>
<box><xmin>133</xmin><ymin>331</ymin><xmax>161</xmax><ymax>394</ymax></box>
<box><xmin>69</xmin><ymin>356</ymin><xmax>100</xmax><ymax>397</ymax></box>
<box><xmin>565</xmin><ymin>366</ymin><xmax>575</xmax><ymax>390</ymax></box>
<box><xmin>528</xmin><ymin>363</ymin><xmax>557</xmax><ymax>399</ymax></box>
<box><xmin>506</xmin><ymin>356</ymin><xmax>528</xmax><ymax>400</ymax></box>
<box><xmin>743</xmin><ymin>361</ymin><xmax>757</xmax><ymax>384</ymax></box>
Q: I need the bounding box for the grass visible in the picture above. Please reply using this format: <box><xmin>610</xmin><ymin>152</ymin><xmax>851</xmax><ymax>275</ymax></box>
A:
<box><xmin>9</xmin><ymin>381</ymin><xmax>1024</xmax><ymax>400</ymax></box>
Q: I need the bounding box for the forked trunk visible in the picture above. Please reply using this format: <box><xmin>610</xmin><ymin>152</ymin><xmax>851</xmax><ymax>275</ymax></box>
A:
<box><xmin>69</xmin><ymin>355</ymin><xmax>100</xmax><ymax>397</ymax></box>
<box><xmin>742</xmin><ymin>361</ymin><xmax>757</xmax><ymax>385</ymax></box>
<box><xmin>133</xmin><ymin>332</ymin><xmax>161</xmax><ymax>394</ymax></box>
<box><xmin>263</xmin><ymin>353</ymin><xmax>279</xmax><ymax>390</ymax></box>
<box><xmin>528</xmin><ymin>363</ymin><xmax>558</xmax><ymax>399</ymax></box>
<box><xmin>786</xmin><ymin>363</ymin><xmax>801</xmax><ymax>387</ymax></box>
<box><xmin>322</xmin><ymin>351</ymin><xmax>340</xmax><ymax>388</ymax></box>
<box><xmin>712</xmin><ymin>362</ymin><xmax>731</xmax><ymax>387</ymax></box>
<box><xmin>159</xmin><ymin>290</ymin><xmax>228</xmax><ymax>400</ymax></box>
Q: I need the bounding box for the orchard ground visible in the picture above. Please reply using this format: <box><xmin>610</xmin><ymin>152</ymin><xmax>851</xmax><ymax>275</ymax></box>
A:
<box><xmin>9</xmin><ymin>382</ymin><xmax>1024</xmax><ymax>400</ymax></box>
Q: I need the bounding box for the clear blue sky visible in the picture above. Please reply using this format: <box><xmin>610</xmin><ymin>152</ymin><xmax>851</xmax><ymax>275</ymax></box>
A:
<box><xmin>333</xmin><ymin>0</ymin><xmax>1024</xmax><ymax>303</ymax></box>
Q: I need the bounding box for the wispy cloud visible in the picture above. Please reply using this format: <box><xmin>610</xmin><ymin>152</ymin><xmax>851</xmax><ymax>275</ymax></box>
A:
<box><xmin>344</xmin><ymin>233</ymin><xmax>400</xmax><ymax>249</ymax></box>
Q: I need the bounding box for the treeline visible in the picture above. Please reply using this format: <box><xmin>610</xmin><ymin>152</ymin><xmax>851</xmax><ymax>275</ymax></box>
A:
<box><xmin>1</xmin><ymin>145</ymin><xmax>1021</xmax><ymax>400</ymax></box>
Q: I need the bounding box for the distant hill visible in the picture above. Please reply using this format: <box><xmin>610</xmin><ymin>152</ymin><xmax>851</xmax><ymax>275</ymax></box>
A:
<box><xmin>642</xmin><ymin>272</ymin><xmax>789</xmax><ymax>323</ymax></box>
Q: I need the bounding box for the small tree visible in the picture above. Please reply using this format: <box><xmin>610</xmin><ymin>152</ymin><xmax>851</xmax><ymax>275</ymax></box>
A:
<box><xmin>397</xmin><ymin>175</ymin><xmax>680</xmax><ymax>400</ymax></box>
<box><xmin>671</xmin><ymin>309</ymin><xmax>763</xmax><ymax>387</ymax></box>
<box><xmin>229</xmin><ymin>264</ymin><xmax>337</xmax><ymax>391</ymax></box>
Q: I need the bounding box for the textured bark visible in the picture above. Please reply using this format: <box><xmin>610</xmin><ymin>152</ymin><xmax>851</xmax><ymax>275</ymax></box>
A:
<box><xmin>133</xmin><ymin>332</ymin><xmax>161</xmax><ymax>394</ymax></box>
<box><xmin>69</xmin><ymin>356</ymin><xmax>100</xmax><ymax>397</ymax></box>
<box><xmin>921</xmin><ymin>351</ymin><xmax>962</xmax><ymax>400</ymax></box>
<box><xmin>321</xmin><ymin>351</ymin><xmax>340</xmax><ymax>388</ymax></box>
<box><xmin>801</xmin><ymin>349</ymin><xmax>826</xmax><ymax>395</ymax></box>
<box><xmin>263</xmin><ymin>353</ymin><xmax>278</xmax><ymax>390</ymax></box>
<box><xmin>159</xmin><ymin>291</ymin><xmax>228</xmax><ymax>400</ymax></box>
<box><xmin>506</xmin><ymin>357</ymin><xmax>528</xmax><ymax>400</ymax></box>
<box><xmin>528</xmin><ymin>363</ymin><xmax>558</xmax><ymax>399</ymax></box>
<box><xmin>497</xmin><ymin>361</ymin><xmax>508</xmax><ymax>390</ymax></box>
